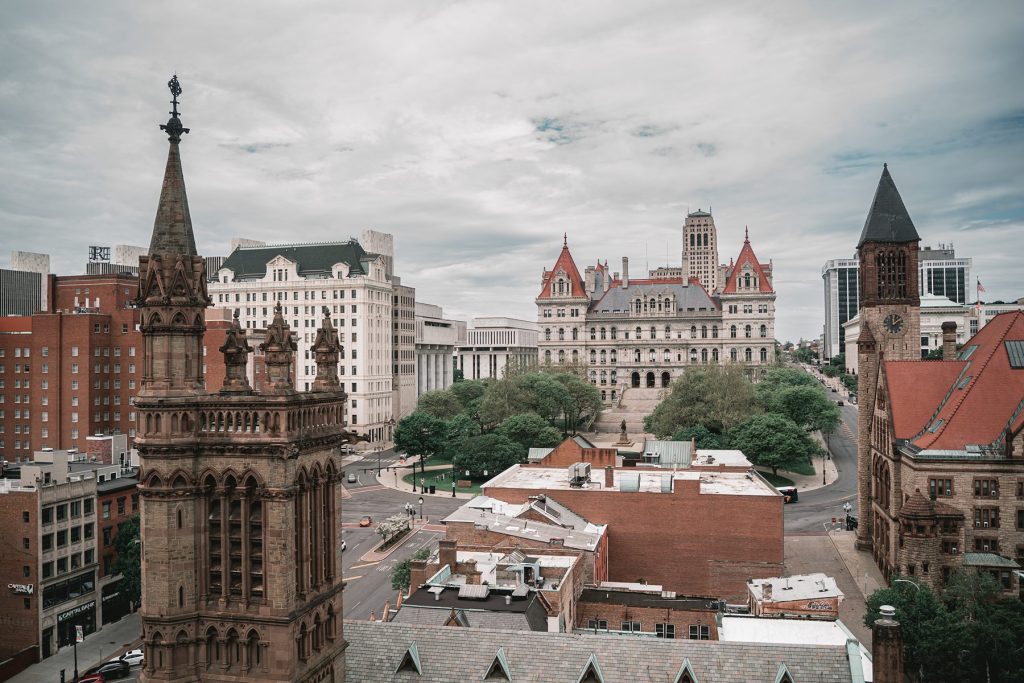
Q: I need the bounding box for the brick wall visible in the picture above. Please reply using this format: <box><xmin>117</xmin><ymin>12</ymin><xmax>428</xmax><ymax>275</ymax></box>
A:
<box><xmin>575</xmin><ymin>600</ymin><xmax>718</xmax><ymax>640</ymax></box>
<box><xmin>539</xmin><ymin>440</ymin><xmax>617</xmax><ymax>468</ymax></box>
<box><xmin>483</xmin><ymin>483</ymin><xmax>783</xmax><ymax>601</ymax></box>
<box><xmin>0</xmin><ymin>488</ymin><xmax>40</xmax><ymax>660</ymax></box>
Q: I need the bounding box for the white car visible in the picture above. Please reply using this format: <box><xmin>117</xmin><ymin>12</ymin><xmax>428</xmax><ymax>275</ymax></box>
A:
<box><xmin>119</xmin><ymin>649</ymin><xmax>145</xmax><ymax>667</ymax></box>
<box><xmin>341</xmin><ymin>539</ymin><xmax>347</xmax><ymax>551</ymax></box>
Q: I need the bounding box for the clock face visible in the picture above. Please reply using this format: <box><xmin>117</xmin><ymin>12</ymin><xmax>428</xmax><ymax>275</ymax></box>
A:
<box><xmin>883</xmin><ymin>313</ymin><xmax>904</xmax><ymax>334</ymax></box>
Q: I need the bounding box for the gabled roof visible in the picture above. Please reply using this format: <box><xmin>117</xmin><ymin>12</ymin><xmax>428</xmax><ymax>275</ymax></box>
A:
<box><xmin>343</xmin><ymin>620</ymin><xmax>859</xmax><ymax>681</ymax></box>
<box><xmin>721</xmin><ymin>233</ymin><xmax>773</xmax><ymax>294</ymax></box>
<box><xmin>857</xmin><ymin>164</ymin><xmax>920</xmax><ymax>247</ymax></box>
<box><xmin>538</xmin><ymin>238</ymin><xmax>587</xmax><ymax>300</ymax></box>
<box><xmin>219</xmin><ymin>241</ymin><xmax>369</xmax><ymax>280</ymax></box>
<box><xmin>885</xmin><ymin>311</ymin><xmax>1024</xmax><ymax>452</ymax></box>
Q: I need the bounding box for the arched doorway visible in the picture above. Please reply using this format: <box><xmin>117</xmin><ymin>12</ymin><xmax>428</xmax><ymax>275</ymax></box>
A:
<box><xmin>631</xmin><ymin>372</ymin><xmax>641</xmax><ymax>388</ymax></box>
<box><xmin>645</xmin><ymin>372</ymin><xmax>655</xmax><ymax>388</ymax></box>
<box><xmin>661</xmin><ymin>372</ymin><xmax>671</xmax><ymax>388</ymax></box>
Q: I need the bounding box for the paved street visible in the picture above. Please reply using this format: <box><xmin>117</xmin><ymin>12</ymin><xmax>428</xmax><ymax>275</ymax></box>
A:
<box><xmin>784</xmin><ymin>398</ymin><xmax>859</xmax><ymax>533</ymax></box>
<box><xmin>340</xmin><ymin>451</ymin><xmax>464</xmax><ymax>620</ymax></box>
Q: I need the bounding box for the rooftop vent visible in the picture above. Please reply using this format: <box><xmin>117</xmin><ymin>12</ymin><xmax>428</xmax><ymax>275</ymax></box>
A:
<box><xmin>880</xmin><ymin>604</ymin><xmax>896</xmax><ymax>618</ymax></box>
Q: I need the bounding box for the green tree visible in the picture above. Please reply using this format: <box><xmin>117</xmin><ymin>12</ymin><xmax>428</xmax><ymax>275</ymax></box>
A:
<box><xmin>821</xmin><ymin>363</ymin><xmax>840</xmax><ymax>378</ymax></box>
<box><xmin>767</xmin><ymin>385</ymin><xmax>841</xmax><ymax>434</ymax></box>
<box><xmin>416</xmin><ymin>389</ymin><xmax>462</xmax><ymax>420</ymax></box>
<box><xmin>391</xmin><ymin>547</ymin><xmax>431</xmax><ymax>592</ymax></box>
<box><xmin>515</xmin><ymin>373</ymin><xmax>571</xmax><ymax>426</ymax></box>
<box><xmin>497</xmin><ymin>413</ymin><xmax>562</xmax><ymax>451</ymax></box>
<box><xmin>728</xmin><ymin>413</ymin><xmax>821</xmax><ymax>476</ymax></box>
<box><xmin>756</xmin><ymin>367</ymin><xmax>818</xmax><ymax>397</ymax></box>
<box><xmin>395</xmin><ymin>411</ymin><xmax>448</xmax><ymax>486</ymax></box>
<box><xmin>453</xmin><ymin>433</ymin><xmax>524</xmax><ymax>476</ymax></box>
<box><xmin>792</xmin><ymin>346</ymin><xmax>818</xmax><ymax>364</ymax></box>
<box><xmin>671</xmin><ymin>424</ymin><xmax>729</xmax><ymax>449</ymax></box>
<box><xmin>645</xmin><ymin>365</ymin><xmax>758</xmax><ymax>438</ymax></box>
<box><xmin>449</xmin><ymin>379</ymin><xmax>488</xmax><ymax>411</ymax></box>
<box><xmin>114</xmin><ymin>514</ymin><xmax>142</xmax><ymax>608</ymax></box>
<box><xmin>452</xmin><ymin>367</ymin><xmax>464</xmax><ymax>382</ymax></box>
<box><xmin>555</xmin><ymin>372</ymin><xmax>602</xmax><ymax>434</ymax></box>
<box><xmin>477</xmin><ymin>377</ymin><xmax>524</xmax><ymax>431</ymax></box>
<box><xmin>841</xmin><ymin>373</ymin><xmax>858</xmax><ymax>393</ymax></box>
<box><xmin>829</xmin><ymin>353</ymin><xmax>845</xmax><ymax>368</ymax></box>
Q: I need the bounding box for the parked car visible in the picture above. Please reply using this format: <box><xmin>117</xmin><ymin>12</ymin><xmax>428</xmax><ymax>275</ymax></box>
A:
<box><xmin>119</xmin><ymin>648</ymin><xmax>145</xmax><ymax>667</ymax></box>
<box><xmin>359</xmin><ymin>515</ymin><xmax>373</xmax><ymax>527</ymax></box>
<box><xmin>78</xmin><ymin>674</ymin><xmax>105</xmax><ymax>683</ymax></box>
<box><xmin>341</xmin><ymin>539</ymin><xmax>347</xmax><ymax>551</ymax></box>
<box><xmin>347</xmin><ymin>472</ymin><xmax>357</xmax><ymax>483</ymax></box>
<box><xmin>85</xmin><ymin>659</ymin><xmax>130</xmax><ymax>680</ymax></box>
<box><xmin>836</xmin><ymin>400</ymin><xmax>845</xmax><ymax>406</ymax></box>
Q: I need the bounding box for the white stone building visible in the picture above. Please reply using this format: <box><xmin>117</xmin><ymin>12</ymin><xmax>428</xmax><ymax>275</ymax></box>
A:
<box><xmin>414</xmin><ymin>302</ymin><xmax>464</xmax><ymax>399</ymax></box>
<box><xmin>455</xmin><ymin>317</ymin><xmax>538</xmax><ymax>380</ymax></box>
<box><xmin>536</xmin><ymin>213</ymin><xmax>776</xmax><ymax>403</ymax></box>
<box><xmin>209</xmin><ymin>230</ymin><xmax>403</xmax><ymax>444</ymax></box>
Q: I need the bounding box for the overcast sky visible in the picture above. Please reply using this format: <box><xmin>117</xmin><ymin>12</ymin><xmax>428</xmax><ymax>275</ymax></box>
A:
<box><xmin>2</xmin><ymin>1</ymin><xmax>1022</xmax><ymax>341</ymax></box>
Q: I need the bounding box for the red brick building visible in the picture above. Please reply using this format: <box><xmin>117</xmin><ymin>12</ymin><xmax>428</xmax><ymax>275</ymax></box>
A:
<box><xmin>0</xmin><ymin>275</ymin><xmax>231</xmax><ymax>462</ymax></box>
<box><xmin>483</xmin><ymin>442</ymin><xmax>784</xmax><ymax>601</ymax></box>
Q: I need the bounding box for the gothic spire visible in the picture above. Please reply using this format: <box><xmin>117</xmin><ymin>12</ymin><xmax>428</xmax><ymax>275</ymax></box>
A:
<box><xmin>857</xmin><ymin>164</ymin><xmax>920</xmax><ymax>247</ymax></box>
<box><xmin>259</xmin><ymin>302</ymin><xmax>297</xmax><ymax>394</ymax></box>
<box><xmin>311</xmin><ymin>306</ymin><xmax>343</xmax><ymax>392</ymax></box>
<box><xmin>218</xmin><ymin>309</ymin><xmax>254</xmax><ymax>394</ymax></box>
<box><xmin>150</xmin><ymin>75</ymin><xmax>198</xmax><ymax>258</ymax></box>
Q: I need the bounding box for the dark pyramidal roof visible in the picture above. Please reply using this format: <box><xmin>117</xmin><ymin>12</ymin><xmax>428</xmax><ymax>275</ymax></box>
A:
<box><xmin>857</xmin><ymin>164</ymin><xmax>920</xmax><ymax>247</ymax></box>
<box><xmin>149</xmin><ymin>127</ymin><xmax>198</xmax><ymax>258</ymax></box>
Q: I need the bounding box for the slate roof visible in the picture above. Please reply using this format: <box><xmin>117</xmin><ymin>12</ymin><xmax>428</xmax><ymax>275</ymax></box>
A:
<box><xmin>538</xmin><ymin>239</ymin><xmax>587</xmax><ymax>300</ymax></box>
<box><xmin>857</xmin><ymin>164</ymin><xmax>920</xmax><ymax>247</ymax></box>
<box><xmin>885</xmin><ymin>312</ymin><xmax>1024</xmax><ymax>453</ymax></box>
<box><xmin>396</xmin><ymin>588</ymin><xmax>549</xmax><ymax>632</ymax></box>
<box><xmin>218</xmin><ymin>241</ymin><xmax>369</xmax><ymax>280</ymax></box>
<box><xmin>962</xmin><ymin>552</ymin><xmax>1021</xmax><ymax>569</ymax></box>
<box><xmin>898</xmin><ymin>489</ymin><xmax>936</xmax><ymax>519</ymax></box>
<box><xmin>589</xmin><ymin>279</ymin><xmax>716</xmax><ymax>313</ymax></box>
<box><xmin>343</xmin><ymin>620</ymin><xmax>857</xmax><ymax>682</ymax></box>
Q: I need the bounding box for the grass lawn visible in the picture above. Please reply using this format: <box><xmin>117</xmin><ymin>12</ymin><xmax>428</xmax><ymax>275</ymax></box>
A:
<box><xmin>781</xmin><ymin>459</ymin><xmax>816</xmax><ymax>477</ymax></box>
<box><xmin>400</xmin><ymin>452</ymin><xmax>454</xmax><ymax>468</ymax></box>
<box><xmin>402</xmin><ymin>470</ymin><xmax>482</xmax><ymax>495</ymax></box>
<box><xmin>757</xmin><ymin>471</ymin><xmax>796</xmax><ymax>488</ymax></box>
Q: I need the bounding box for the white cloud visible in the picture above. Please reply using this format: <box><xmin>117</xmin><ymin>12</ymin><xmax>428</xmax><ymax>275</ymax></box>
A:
<box><xmin>1</xmin><ymin>0</ymin><xmax>1023</xmax><ymax>341</ymax></box>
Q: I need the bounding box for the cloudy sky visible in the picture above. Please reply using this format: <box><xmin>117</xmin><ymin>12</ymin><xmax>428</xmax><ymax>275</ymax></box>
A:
<box><xmin>2</xmin><ymin>1</ymin><xmax>1022</xmax><ymax>341</ymax></box>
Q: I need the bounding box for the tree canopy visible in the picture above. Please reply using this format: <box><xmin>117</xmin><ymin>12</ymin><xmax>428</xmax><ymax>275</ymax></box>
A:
<box><xmin>453</xmin><ymin>433</ymin><xmax>523</xmax><ymax>477</ymax></box>
<box><xmin>644</xmin><ymin>365</ymin><xmax>759</xmax><ymax>438</ymax></box>
<box><xmin>394</xmin><ymin>411</ymin><xmax>448</xmax><ymax>460</ymax></box>
<box><xmin>728</xmin><ymin>413</ymin><xmax>821</xmax><ymax>475</ymax></box>
<box><xmin>416</xmin><ymin>390</ymin><xmax>463</xmax><ymax>420</ymax></box>
<box><xmin>671</xmin><ymin>424</ymin><xmax>730</xmax><ymax>449</ymax></box>
<box><xmin>865</xmin><ymin>572</ymin><xmax>1024</xmax><ymax>682</ymax></box>
<box><xmin>496</xmin><ymin>413</ymin><xmax>562</xmax><ymax>451</ymax></box>
<box><xmin>114</xmin><ymin>514</ymin><xmax>141</xmax><ymax>608</ymax></box>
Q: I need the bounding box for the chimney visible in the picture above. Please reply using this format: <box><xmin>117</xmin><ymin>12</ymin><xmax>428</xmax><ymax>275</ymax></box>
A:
<box><xmin>622</xmin><ymin>257</ymin><xmax>629</xmax><ymax>288</ymax></box>
<box><xmin>762</xmin><ymin>582</ymin><xmax>773</xmax><ymax>601</ymax></box>
<box><xmin>464</xmin><ymin>559</ymin><xmax>481</xmax><ymax>585</ymax></box>
<box><xmin>438</xmin><ymin>539</ymin><xmax>457</xmax><ymax>571</ymax></box>
<box><xmin>604</xmin><ymin>466</ymin><xmax>614</xmax><ymax>489</ymax></box>
<box><xmin>409</xmin><ymin>560</ymin><xmax>428</xmax><ymax>592</ymax></box>
<box><xmin>941</xmin><ymin>321</ymin><xmax>957</xmax><ymax>359</ymax></box>
<box><xmin>872</xmin><ymin>605</ymin><xmax>904</xmax><ymax>683</ymax></box>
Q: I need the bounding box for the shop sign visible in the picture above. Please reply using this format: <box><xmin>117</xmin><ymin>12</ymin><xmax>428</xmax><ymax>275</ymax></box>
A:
<box><xmin>57</xmin><ymin>602</ymin><xmax>94</xmax><ymax>623</ymax></box>
<box><xmin>8</xmin><ymin>583</ymin><xmax>34</xmax><ymax>595</ymax></box>
<box><xmin>807</xmin><ymin>600</ymin><xmax>832</xmax><ymax>611</ymax></box>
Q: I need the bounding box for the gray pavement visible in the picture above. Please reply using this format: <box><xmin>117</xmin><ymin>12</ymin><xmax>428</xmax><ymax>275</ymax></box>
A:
<box><xmin>8</xmin><ymin>613</ymin><xmax>141</xmax><ymax>683</ymax></box>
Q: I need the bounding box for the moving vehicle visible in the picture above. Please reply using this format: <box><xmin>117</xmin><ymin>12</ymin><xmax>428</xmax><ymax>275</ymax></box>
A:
<box><xmin>777</xmin><ymin>486</ymin><xmax>799</xmax><ymax>504</ymax></box>
<box><xmin>346</xmin><ymin>472</ymin><xmax>357</xmax><ymax>484</ymax></box>
<box><xmin>120</xmin><ymin>648</ymin><xmax>144</xmax><ymax>666</ymax></box>
<box><xmin>359</xmin><ymin>515</ymin><xmax>373</xmax><ymax>527</ymax></box>
<box><xmin>341</xmin><ymin>539</ymin><xmax>347</xmax><ymax>551</ymax></box>
<box><xmin>85</xmin><ymin>659</ymin><xmax>130</xmax><ymax>680</ymax></box>
<box><xmin>836</xmin><ymin>400</ymin><xmax>845</xmax><ymax>406</ymax></box>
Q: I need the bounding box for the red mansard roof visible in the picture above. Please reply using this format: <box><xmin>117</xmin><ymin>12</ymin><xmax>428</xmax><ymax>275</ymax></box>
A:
<box><xmin>884</xmin><ymin>311</ymin><xmax>1024</xmax><ymax>452</ymax></box>
<box><xmin>722</xmin><ymin>232</ymin><xmax>773</xmax><ymax>294</ymax></box>
<box><xmin>538</xmin><ymin>237</ymin><xmax>587</xmax><ymax>300</ymax></box>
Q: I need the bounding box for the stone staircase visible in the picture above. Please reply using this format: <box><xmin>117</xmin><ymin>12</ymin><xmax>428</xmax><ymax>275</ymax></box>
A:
<box><xmin>591</xmin><ymin>387</ymin><xmax>666</xmax><ymax>435</ymax></box>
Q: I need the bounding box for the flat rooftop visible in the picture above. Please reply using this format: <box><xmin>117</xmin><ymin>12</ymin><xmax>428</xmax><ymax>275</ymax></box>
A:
<box><xmin>485</xmin><ymin>465</ymin><xmax>778</xmax><ymax>497</ymax></box>
<box><xmin>444</xmin><ymin>497</ymin><xmax>605</xmax><ymax>551</ymax></box>
<box><xmin>442</xmin><ymin>550</ymin><xmax>576</xmax><ymax>592</ymax></box>
<box><xmin>719</xmin><ymin>616</ymin><xmax>871</xmax><ymax>679</ymax></box>
<box><xmin>748</xmin><ymin>573</ymin><xmax>843</xmax><ymax>602</ymax></box>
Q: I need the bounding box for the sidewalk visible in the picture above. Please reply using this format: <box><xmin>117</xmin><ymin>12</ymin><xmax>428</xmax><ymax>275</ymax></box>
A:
<box><xmin>9</xmin><ymin>613</ymin><xmax>141</xmax><ymax>683</ymax></box>
<box><xmin>827</xmin><ymin>529</ymin><xmax>886</xmax><ymax>600</ymax></box>
<box><xmin>757</xmin><ymin>441</ymin><xmax>838</xmax><ymax>493</ymax></box>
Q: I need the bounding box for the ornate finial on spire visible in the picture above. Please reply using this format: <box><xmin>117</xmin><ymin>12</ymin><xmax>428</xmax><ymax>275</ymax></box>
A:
<box><xmin>218</xmin><ymin>308</ymin><xmax>254</xmax><ymax>394</ymax></box>
<box><xmin>260</xmin><ymin>302</ymin><xmax>297</xmax><ymax>394</ymax></box>
<box><xmin>744</xmin><ymin>226</ymin><xmax>749</xmax><ymax>242</ymax></box>
<box><xmin>883</xmin><ymin>162</ymin><xmax>888</xmax><ymax>170</ymax></box>
<box><xmin>563</xmin><ymin>232</ymin><xmax>568</xmax><ymax>247</ymax></box>
<box><xmin>311</xmin><ymin>306</ymin><xmax>343</xmax><ymax>392</ymax></box>
<box><xmin>159</xmin><ymin>75</ymin><xmax>191</xmax><ymax>143</ymax></box>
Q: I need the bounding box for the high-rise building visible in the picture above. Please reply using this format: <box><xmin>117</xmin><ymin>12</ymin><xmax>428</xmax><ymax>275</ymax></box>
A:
<box><xmin>391</xmin><ymin>278</ymin><xmax>417</xmax><ymax>421</ymax></box>
<box><xmin>2</xmin><ymin>251</ymin><xmax>50</xmax><ymax>315</ymax></box>
<box><xmin>821</xmin><ymin>259</ymin><xmax>860</xmax><ymax>359</ymax></box>
<box><xmin>682</xmin><ymin>209</ymin><xmax>720</xmax><ymax>293</ymax></box>
<box><xmin>134</xmin><ymin>76</ymin><xmax>348</xmax><ymax>682</ymax></box>
<box><xmin>209</xmin><ymin>232</ymin><xmax>400</xmax><ymax>444</ymax></box>
<box><xmin>918</xmin><ymin>244</ymin><xmax>971</xmax><ymax>305</ymax></box>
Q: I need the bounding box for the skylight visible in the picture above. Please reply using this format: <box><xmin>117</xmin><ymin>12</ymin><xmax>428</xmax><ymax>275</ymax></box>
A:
<box><xmin>959</xmin><ymin>344</ymin><xmax>978</xmax><ymax>360</ymax></box>
<box><xmin>1006</xmin><ymin>340</ymin><xmax>1024</xmax><ymax>369</ymax></box>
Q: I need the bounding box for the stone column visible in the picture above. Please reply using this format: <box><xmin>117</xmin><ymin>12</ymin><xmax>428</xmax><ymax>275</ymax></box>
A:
<box><xmin>872</xmin><ymin>605</ymin><xmax>904</xmax><ymax>683</ymax></box>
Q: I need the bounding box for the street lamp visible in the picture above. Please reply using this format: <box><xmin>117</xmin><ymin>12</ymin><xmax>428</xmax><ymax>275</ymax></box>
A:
<box><xmin>418</xmin><ymin>496</ymin><xmax>424</xmax><ymax>521</ymax></box>
<box><xmin>375</xmin><ymin>445</ymin><xmax>383</xmax><ymax>476</ymax></box>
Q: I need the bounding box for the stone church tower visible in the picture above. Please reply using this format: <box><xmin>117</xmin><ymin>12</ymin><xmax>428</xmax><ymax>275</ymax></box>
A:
<box><xmin>136</xmin><ymin>77</ymin><xmax>349</xmax><ymax>682</ymax></box>
<box><xmin>855</xmin><ymin>164</ymin><xmax>921</xmax><ymax>551</ymax></box>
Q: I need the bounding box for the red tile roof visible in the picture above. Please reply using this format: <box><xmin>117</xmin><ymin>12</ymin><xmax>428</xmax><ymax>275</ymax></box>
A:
<box><xmin>884</xmin><ymin>360</ymin><xmax>966</xmax><ymax>439</ymax></box>
<box><xmin>884</xmin><ymin>311</ymin><xmax>1024</xmax><ymax>452</ymax></box>
<box><xmin>721</xmin><ymin>233</ymin><xmax>773</xmax><ymax>294</ymax></box>
<box><xmin>537</xmin><ymin>238</ymin><xmax>586</xmax><ymax>300</ymax></box>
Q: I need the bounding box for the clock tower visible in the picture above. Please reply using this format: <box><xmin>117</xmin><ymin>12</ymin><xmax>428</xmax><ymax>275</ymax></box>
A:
<box><xmin>854</xmin><ymin>164</ymin><xmax>921</xmax><ymax>551</ymax></box>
